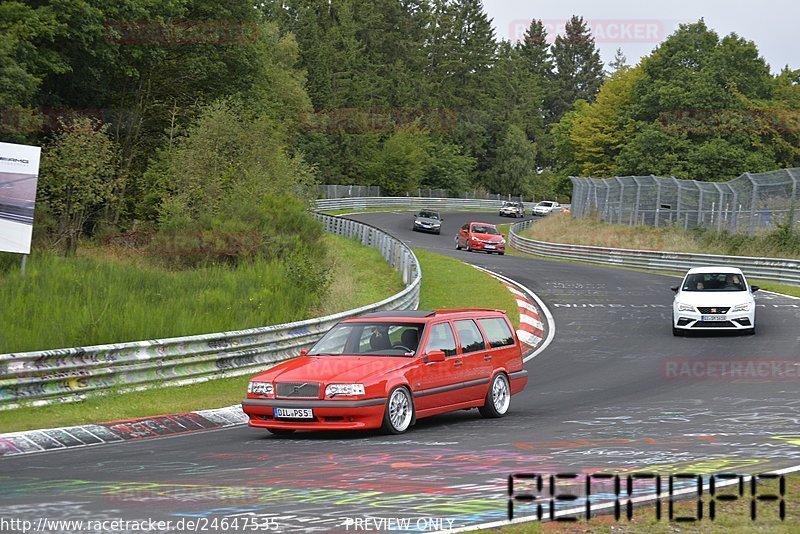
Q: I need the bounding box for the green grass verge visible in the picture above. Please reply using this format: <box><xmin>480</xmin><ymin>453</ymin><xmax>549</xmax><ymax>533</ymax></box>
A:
<box><xmin>520</xmin><ymin>213</ymin><xmax>800</xmax><ymax>260</ymax></box>
<box><xmin>0</xmin><ymin>248</ymin><xmax>519</xmax><ymax>432</ymax></box>
<box><xmin>498</xmin><ymin>475</ymin><xmax>799</xmax><ymax>533</ymax></box>
<box><xmin>415</xmin><ymin>249</ymin><xmax>520</xmax><ymax>328</ymax></box>
<box><xmin>0</xmin><ymin>234</ymin><xmax>401</xmax><ymax>354</ymax></box>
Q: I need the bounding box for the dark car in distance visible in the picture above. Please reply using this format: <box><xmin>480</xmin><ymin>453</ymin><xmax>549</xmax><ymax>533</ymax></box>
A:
<box><xmin>413</xmin><ymin>210</ymin><xmax>443</xmax><ymax>234</ymax></box>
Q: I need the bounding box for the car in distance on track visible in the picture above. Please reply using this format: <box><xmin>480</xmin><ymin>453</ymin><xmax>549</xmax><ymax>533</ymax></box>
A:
<box><xmin>412</xmin><ymin>210</ymin><xmax>443</xmax><ymax>234</ymax></box>
<box><xmin>671</xmin><ymin>266</ymin><xmax>759</xmax><ymax>336</ymax></box>
<box><xmin>499</xmin><ymin>201</ymin><xmax>525</xmax><ymax>218</ymax></box>
<box><xmin>532</xmin><ymin>201</ymin><xmax>561</xmax><ymax>216</ymax></box>
<box><xmin>455</xmin><ymin>222</ymin><xmax>506</xmax><ymax>255</ymax></box>
<box><xmin>242</xmin><ymin>310</ymin><xmax>528</xmax><ymax>435</ymax></box>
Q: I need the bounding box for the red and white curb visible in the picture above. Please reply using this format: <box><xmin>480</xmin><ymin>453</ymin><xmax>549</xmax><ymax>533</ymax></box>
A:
<box><xmin>473</xmin><ymin>266</ymin><xmax>555</xmax><ymax>362</ymax></box>
<box><xmin>0</xmin><ymin>405</ymin><xmax>246</xmax><ymax>458</ymax></box>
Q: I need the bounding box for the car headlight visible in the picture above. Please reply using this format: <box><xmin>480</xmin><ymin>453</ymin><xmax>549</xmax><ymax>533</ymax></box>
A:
<box><xmin>500</xmin><ymin>239</ymin><xmax>506</xmax><ymax>245</ymax></box>
<box><xmin>414</xmin><ymin>220</ymin><xmax>421</xmax><ymax>225</ymax></box>
<box><xmin>731</xmin><ymin>302</ymin><xmax>752</xmax><ymax>312</ymax></box>
<box><xmin>677</xmin><ymin>303</ymin><xmax>695</xmax><ymax>312</ymax></box>
<box><xmin>248</xmin><ymin>381</ymin><xmax>274</xmax><ymax>395</ymax></box>
<box><xmin>432</xmin><ymin>222</ymin><xmax>441</xmax><ymax>226</ymax></box>
<box><xmin>325</xmin><ymin>384</ymin><xmax>366</xmax><ymax>397</ymax></box>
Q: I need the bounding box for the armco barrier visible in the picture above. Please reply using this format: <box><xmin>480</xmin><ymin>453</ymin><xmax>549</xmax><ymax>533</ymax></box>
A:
<box><xmin>0</xmin><ymin>214</ymin><xmax>420</xmax><ymax>410</ymax></box>
<box><xmin>509</xmin><ymin>219</ymin><xmax>800</xmax><ymax>286</ymax></box>
<box><xmin>315</xmin><ymin>196</ymin><xmax>508</xmax><ymax>211</ymax></box>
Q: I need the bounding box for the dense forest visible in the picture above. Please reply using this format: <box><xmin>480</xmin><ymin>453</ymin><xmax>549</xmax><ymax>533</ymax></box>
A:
<box><xmin>1</xmin><ymin>0</ymin><xmax>799</xmax><ymax>253</ymax></box>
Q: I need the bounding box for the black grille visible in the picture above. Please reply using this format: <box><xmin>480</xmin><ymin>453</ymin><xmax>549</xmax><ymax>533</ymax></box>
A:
<box><xmin>276</xmin><ymin>382</ymin><xmax>320</xmax><ymax>398</ymax></box>
<box><xmin>692</xmin><ymin>321</ymin><xmax>735</xmax><ymax>328</ymax></box>
<box><xmin>697</xmin><ymin>307</ymin><xmax>730</xmax><ymax>315</ymax></box>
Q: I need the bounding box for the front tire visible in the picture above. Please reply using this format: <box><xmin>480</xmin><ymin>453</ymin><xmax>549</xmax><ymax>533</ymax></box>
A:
<box><xmin>455</xmin><ymin>237</ymin><xmax>461</xmax><ymax>250</ymax></box>
<box><xmin>382</xmin><ymin>387</ymin><xmax>414</xmax><ymax>434</ymax></box>
<box><xmin>479</xmin><ymin>373</ymin><xmax>510</xmax><ymax>418</ymax></box>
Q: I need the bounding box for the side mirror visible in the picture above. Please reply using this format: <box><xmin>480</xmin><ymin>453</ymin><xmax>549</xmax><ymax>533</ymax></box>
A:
<box><xmin>299</xmin><ymin>349</ymin><xmax>309</xmax><ymax>357</ymax></box>
<box><xmin>670</xmin><ymin>285</ymin><xmax>679</xmax><ymax>292</ymax></box>
<box><xmin>425</xmin><ymin>350</ymin><xmax>446</xmax><ymax>363</ymax></box>
<box><xmin>751</xmin><ymin>285</ymin><xmax>760</xmax><ymax>292</ymax></box>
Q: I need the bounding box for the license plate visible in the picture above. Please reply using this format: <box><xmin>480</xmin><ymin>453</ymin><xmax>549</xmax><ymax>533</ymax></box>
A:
<box><xmin>275</xmin><ymin>408</ymin><xmax>313</xmax><ymax>419</ymax></box>
<box><xmin>485</xmin><ymin>244</ymin><xmax>495</xmax><ymax>249</ymax></box>
<box><xmin>701</xmin><ymin>315</ymin><xmax>727</xmax><ymax>321</ymax></box>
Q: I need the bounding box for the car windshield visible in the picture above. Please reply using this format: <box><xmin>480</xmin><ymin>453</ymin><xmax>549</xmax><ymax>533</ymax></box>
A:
<box><xmin>682</xmin><ymin>273</ymin><xmax>746</xmax><ymax>292</ymax></box>
<box><xmin>538</xmin><ymin>202</ymin><xmax>554</xmax><ymax>207</ymax></box>
<box><xmin>471</xmin><ymin>225</ymin><xmax>499</xmax><ymax>234</ymax></box>
<box><xmin>417</xmin><ymin>211</ymin><xmax>439</xmax><ymax>220</ymax></box>
<box><xmin>308</xmin><ymin>322</ymin><xmax>424</xmax><ymax>356</ymax></box>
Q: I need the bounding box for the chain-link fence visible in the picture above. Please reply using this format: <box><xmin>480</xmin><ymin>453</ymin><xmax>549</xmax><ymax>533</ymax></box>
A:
<box><xmin>319</xmin><ymin>184</ymin><xmax>523</xmax><ymax>202</ymax></box>
<box><xmin>318</xmin><ymin>185</ymin><xmax>382</xmax><ymax>199</ymax></box>
<box><xmin>570</xmin><ymin>168</ymin><xmax>800</xmax><ymax>235</ymax></box>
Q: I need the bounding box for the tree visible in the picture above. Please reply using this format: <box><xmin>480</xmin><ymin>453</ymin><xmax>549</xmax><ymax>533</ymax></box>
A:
<box><xmin>367</xmin><ymin>128</ymin><xmax>432</xmax><ymax>195</ymax></box>
<box><xmin>487</xmin><ymin>125</ymin><xmax>537</xmax><ymax>196</ymax></box>
<box><xmin>39</xmin><ymin>118</ymin><xmax>118</xmax><ymax>255</ymax></box>
<box><xmin>608</xmin><ymin>48</ymin><xmax>629</xmax><ymax>74</ymax></box>
<box><xmin>568</xmin><ymin>66</ymin><xmax>643</xmax><ymax>176</ymax></box>
<box><xmin>518</xmin><ymin>19</ymin><xmax>554</xmax><ymax>81</ymax></box>
<box><xmin>550</xmin><ymin>16</ymin><xmax>604</xmax><ymax>120</ymax></box>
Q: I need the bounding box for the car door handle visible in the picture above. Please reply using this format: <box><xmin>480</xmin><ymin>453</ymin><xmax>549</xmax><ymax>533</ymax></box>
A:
<box><xmin>483</xmin><ymin>355</ymin><xmax>492</xmax><ymax>361</ymax></box>
<box><xmin>453</xmin><ymin>360</ymin><xmax>463</xmax><ymax>367</ymax></box>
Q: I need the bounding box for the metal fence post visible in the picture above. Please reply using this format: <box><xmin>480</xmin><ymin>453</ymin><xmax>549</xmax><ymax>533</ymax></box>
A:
<box><xmin>747</xmin><ymin>173</ymin><xmax>758</xmax><ymax>236</ymax></box>
<box><xmin>790</xmin><ymin>169</ymin><xmax>799</xmax><ymax>231</ymax></box>
<box><xmin>654</xmin><ymin>177</ymin><xmax>662</xmax><ymax>228</ymax></box>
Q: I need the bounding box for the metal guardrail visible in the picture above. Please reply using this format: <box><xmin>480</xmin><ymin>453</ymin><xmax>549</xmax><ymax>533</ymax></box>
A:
<box><xmin>315</xmin><ymin>196</ymin><xmax>508</xmax><ymax>211</ymax></box>
<box><xmin>509</xmin><ymin>219</ymin><xmax>800</xmax><ymax>286</ymax></box>
<box><xmin>0</xmin><ymin>214</ymin><xmax>420</xmax><ymax>409</ymax></box>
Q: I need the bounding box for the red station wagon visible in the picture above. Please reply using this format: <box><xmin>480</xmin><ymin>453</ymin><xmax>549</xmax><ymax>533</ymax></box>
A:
<box><xmin>455</xmin><ymin>222</ymin><xmax>506</xmax><ymax>255</ymax></box>
<box><xmin>242</xmin><ymin>309</ymin><xmax>528</xmax><ymax>435</ymax></box>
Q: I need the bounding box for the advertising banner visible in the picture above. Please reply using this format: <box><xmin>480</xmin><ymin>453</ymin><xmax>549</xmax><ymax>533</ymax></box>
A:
<box><xmin>0</xmin><ymin>142</ymin><xmax>41</xmax><ymax>254</ymax></box>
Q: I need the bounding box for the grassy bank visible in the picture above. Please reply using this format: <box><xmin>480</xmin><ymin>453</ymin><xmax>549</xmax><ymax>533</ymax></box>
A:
<box><xmin>0</xmin><ymin>234</ymin><xmax>402</xmax><ymax>354</ymax></box>
<box><xmin>0</xmin><ymin>249</ymin><xmax>519</xmax><ymax>432</ymax></box>
<box><xmin>521</xmin><ymin>213</ymin><xmax>800</xmax><ymax>260</ymax></box>
<box><xmin>500</xmin><ymin>475</ymin><xmax>799</xmax><ymax>533</ymax></box>
<box><xmin>415</xmin><ymin>249</ymin><xmax>520</xmax><ymax>327</ymax></box>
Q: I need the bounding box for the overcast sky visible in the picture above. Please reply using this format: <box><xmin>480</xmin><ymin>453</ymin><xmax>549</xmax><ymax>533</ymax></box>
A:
<box><xmin>483</xmin><ymin>0</ymin><xmax>797</xmax><ymax>73</ymax></box>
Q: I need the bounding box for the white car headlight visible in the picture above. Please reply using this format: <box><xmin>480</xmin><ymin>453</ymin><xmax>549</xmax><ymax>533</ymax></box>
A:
<box><xmin>325</xmin><ymin>384</ymin><xmax>366</xmax><ymax>397</ymax></box>
<box><xmin>731</xmin><ymin>302</ymin><xmax>752</xmax><ymax>312</ymax></box>
<box><xmin>500</xmin><ymin>239</ymin><xmax>506</xmax><ymax>245</ymax></box>
<box><xmin>248</xmin><ymin>381</ymin><xmax>274</xmax><ymax>395</ymax></box>
<box><xmin>677</xmin><ymin>303</ymin><xmax>695</xmax><ymax>312</ymax></box>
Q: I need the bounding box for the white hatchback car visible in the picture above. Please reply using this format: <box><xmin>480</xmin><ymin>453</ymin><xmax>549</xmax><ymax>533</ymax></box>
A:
<box><xmin>671</xmin><ymin>267</ymin><xmax>759</xmax><ymax>336</ymax></box>
<box><xmin>532</xmin><ymin>201</ymin><xmax>560</xmax><ymax>216</ymax></box>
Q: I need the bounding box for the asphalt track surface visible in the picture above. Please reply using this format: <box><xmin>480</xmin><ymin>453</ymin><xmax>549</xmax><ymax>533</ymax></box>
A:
<box><xmin>1</xmin><ymin>210</ymin><xmax>799</xmax><ymax>533</ymax></box>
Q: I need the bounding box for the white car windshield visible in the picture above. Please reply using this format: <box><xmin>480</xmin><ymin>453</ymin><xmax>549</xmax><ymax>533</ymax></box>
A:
<box><xmin>682</xmin><ymin>273</ymin><xmax>746</xmax><ymax>292</ymax></box>
<box><xmin>308</xmin><ymin>322</ymin><xmax>424</xmax><ymax>356</ymax></box>
<box><xmin>538</xmin><ymin>202</ymin><xmax>554</xmax><ymax>207</ymax></box>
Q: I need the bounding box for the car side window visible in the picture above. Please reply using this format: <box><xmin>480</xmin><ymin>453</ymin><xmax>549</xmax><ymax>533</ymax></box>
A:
<box><xmin>425</xmin><ymin>322</ymin><xmax>457</xmax><ymax>357</ymax></box>
<box><xmin>454</xmin><ymin>319</ymin><xmax>486</xmax><ymax>354</ymax></box>
<box><xmin>461</xmin><ymin>223</ymin><xmax>469</xmax><ymax>231</ymax></box>
<box><xmin>478</xmin><ymin>318</ymin><xmax>515</xmax><ymax>348</ymax></box>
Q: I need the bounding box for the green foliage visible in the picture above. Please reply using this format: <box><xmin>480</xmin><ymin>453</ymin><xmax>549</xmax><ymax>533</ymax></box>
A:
<box><xmin>487</xmin><ymin>125</ymin><xmax>537</xmax><ymax>196</ymax></box>
<box><xmin>38</xmin><ymin>118</ymin><xmax>119</xmax><ymax>255</ymax></box>
<box><xmin>550</xmin><ymin>16</ymin><xmax>605</xmax><ymax>120</ymax></box>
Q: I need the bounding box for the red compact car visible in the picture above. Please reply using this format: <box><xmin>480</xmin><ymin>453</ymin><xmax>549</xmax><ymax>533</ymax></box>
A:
<box><xmin>242</xmin><ymin>309</ymin><xmax>527</xmax><ymax>435</ymax></box>
<box><xmin>455</xmin><ymin>222</ymin><xmax>506</xmax><ymax>255</ymax></box>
